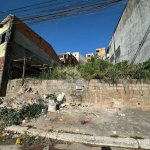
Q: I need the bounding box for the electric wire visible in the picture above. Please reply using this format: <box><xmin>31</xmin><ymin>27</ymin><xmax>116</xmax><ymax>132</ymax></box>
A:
<box><xmin>0</xmin><ymin>0</ymin><xmax>127</xmax><ymax>25</ymax></box>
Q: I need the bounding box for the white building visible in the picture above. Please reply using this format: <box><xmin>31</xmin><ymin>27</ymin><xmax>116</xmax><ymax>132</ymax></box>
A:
<box><xmin>72</xmin><ymin>52</ymin><xmax>86</xmax><ymax>64</ymax></box>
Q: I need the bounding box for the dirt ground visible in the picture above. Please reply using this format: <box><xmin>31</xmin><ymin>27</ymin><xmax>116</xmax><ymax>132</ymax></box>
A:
<box><xmin>23</xmin><ymin>105</ymin><xmax>150</xmax><ymax>139</ymax></box>
<box><xmin>0</xmin><ymin>105</ymin><xmax>145</xmax><ymax>150</ymax></box>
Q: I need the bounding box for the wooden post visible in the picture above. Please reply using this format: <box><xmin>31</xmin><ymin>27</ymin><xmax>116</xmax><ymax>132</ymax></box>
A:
<box><xmin>22</xmin><ymin>56</ymin><xmax>26</xmax><ymax>86</ymax></box>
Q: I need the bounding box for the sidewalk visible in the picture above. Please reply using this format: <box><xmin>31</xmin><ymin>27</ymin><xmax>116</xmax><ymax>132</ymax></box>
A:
<box><xmin>7</xmin><ymin>125</ymin><xmax>150</xmax><ymax>150</ymax></box>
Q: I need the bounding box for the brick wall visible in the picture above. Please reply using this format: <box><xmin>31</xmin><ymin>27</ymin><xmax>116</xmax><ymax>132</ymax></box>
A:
<box><xmin>5</xmin><ymin>79</ymin><xmax>150</xmax><ymax>110</ymax></box>
<box><xmin>13</xmin><ymin>16</ymin><xmax>59</xmax><ymax>62</ymax></box>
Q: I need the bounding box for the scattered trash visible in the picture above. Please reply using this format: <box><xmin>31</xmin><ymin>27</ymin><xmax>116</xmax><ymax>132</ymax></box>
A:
<box><xmin>15</xmin><ymin>138</ymin><xmax>22</xmax><ymax>145</ymax></box>
<box><xmin>26</xmin><ymin>87</ymin><xmax>32</xmax><ymax>93</ymax></box>
<box><xmin>35</xmin><ymin>136</ymin><xmax>39</xmax><ymax>140</ymax></box>
<box><xmin>48</xmin><ymin>100</ymin><xmax>56</xmax><ymax>112</ymax></box>
<box><xmin>70</xmin><ymin>102</ymin><xmax>76</xmax><ymax>107</ymax></box>
<box><xmin>45</xmin><ymin>137</ymin><xmax>52</xmax><ymax>146</ymax></box>
<box><xmin>41</xmin><ymin>108</ymin><xmax>47</xmax><ymax>114</ymax></box>
<box><xmin>73</xmin><ymin>109</ymin><xmax>80</xmax><ymax>113</ymax></box>
<box><xmin>0</xmin><ymin>132</ymin><xmax>6</xmax><ymax>137</ymax></box>
<box><xmin>57</xmin><ymin>92</ymin><xmax>65</xmax><ymax>102</ymax></box>
<box><xmin>112</xmin><ymin>131</ymin><xmax>117</xmax><ymax>134</ymax></box>
<box><xmin>33</xmin><ymin>90</ymin><xmax>38</xmax><ymax>94</ymax></box>
<box><xmin>76</xmin><ymin>129</ymin><xmax>79</xmax><ymax>132</ymax></box>
<box><xmin>117</xmin><ymin>113</ymin><xmax>125</xmax><ymax>116</ymax></box>
<box><xmin>60</xmin><ymin>103</ymin><xmax>66</xmax><ymax>108</ymax></box>
<box><xmin>43</xmin><ymin>94</ymin><xmax>49</xmax><ymax>99</ymax></box>
<box><xmin>12</xmin><ymin>134</ymin><xmax>21</xmax><ymax>138</ymax></box>
<box><xmin>22</xmin><ymin>119</ymin><xmax>29</xmax><ymax>124</ymax></box>
<box><xmin>87</xmin><ymin>118</ymin><xmax>92</xmax><ymax>123</ymax></box>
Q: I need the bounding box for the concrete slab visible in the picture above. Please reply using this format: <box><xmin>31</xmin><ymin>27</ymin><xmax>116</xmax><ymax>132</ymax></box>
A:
<box><xmin>0</xmin><ymin>145</ymin><xmax>22</xmax><ymax>150</ymax></box>
<box><xmin>6</xmin><ymin>125</ymin><xmax>140</xmax><ymax>149</ymax></box>
<box><xmin>137</xmin><ymin>139</ymin><xmax>150</xmax><ymax>149</ymax></box>
<box><xmin>7</xmin><ymin>125</ymin><xmax>28</xmax><ymax>134</ymax></box>
<box><xmin>94</xmin><ymin>136</ymin><xmax>138</xmax><ymax>149</ymax></box>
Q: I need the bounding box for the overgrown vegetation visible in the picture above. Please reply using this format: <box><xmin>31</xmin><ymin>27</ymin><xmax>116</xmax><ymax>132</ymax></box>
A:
<box><xmin>0</xmin><ymin>104</ymin><xmax>46</xmax><ymax>126</ymax></box>
<box><xmin>37</xmin><ymin>56</ymin><xmax>150</xmax><ymax>83</ymax></box>
<box><xmin>39</xmin><ymin>65</ymin><xmax>81</xmax><ymax>80</ymax></box>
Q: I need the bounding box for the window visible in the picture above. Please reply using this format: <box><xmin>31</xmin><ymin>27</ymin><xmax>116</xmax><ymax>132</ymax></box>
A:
<box><xmin>115</xmin><ymin>46</ymin><xmax>120</xmax><ymax>58</ymax></box>
<box><xmin>1</xmin><ymin>32</ymin><xmax>6</xmax><ymax>44</ymax></box>
<box><xmin>110</xmin><ymin>54</ymin><xmax>114</xmax><ymax>63</ymax></box>
<box><xmin>0</xmin><ymin>30</ymin><xmax>9</xmax><ymax>45</ymax></box>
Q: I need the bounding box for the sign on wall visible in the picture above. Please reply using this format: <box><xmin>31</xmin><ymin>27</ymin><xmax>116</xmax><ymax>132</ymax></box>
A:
<box><xmin>76</xmin><ymin>80</ymin><xmax>83</xmax><ymax>90</ymax></box>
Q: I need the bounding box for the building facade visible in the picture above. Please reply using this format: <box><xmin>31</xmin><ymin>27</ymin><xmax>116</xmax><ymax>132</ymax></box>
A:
<box><xmin>96</xmin><ymin>48</ymin><xmax>106</xmax><ymax>60</ymax></box>
<box><xmin>72</xmin><ymin>52</ymin><xmax>86</xmax><ymax>64</ymax></box>
<box><xmin>86</xmin><ymin>53</ymin><xmax>94</xmax><ymax>62</ymax></box>
<box><xmin>0</xmin><ymin>15</ymin><xmax>59</xmax><ymax>96</ymax></box>
<box><xmin>58</xmin><ymin>52</ymin><xmax>78</xmax><ymax>65</ymax></box>
<box><xmin>108</xmin><ymin>0</ymin><xmax>150</xmax><ymax>64</ymax></box>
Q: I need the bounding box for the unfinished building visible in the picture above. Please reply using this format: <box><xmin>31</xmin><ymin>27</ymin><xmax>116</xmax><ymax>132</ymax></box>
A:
<box><xmin>0</xmin><ymin>15</ymin><xmax>59</xmax><ymax>96</ymax></box>
<box><xmin>58</xmin><ymin>52</ymin><xmax>78</xmax><ymax>65</ymax></box>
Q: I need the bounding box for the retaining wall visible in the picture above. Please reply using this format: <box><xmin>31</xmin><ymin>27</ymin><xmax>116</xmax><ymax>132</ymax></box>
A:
<box><xmin>5</xmin><ymin>79</ymin><xmax>150</xmax><ymax>109</ymax></box>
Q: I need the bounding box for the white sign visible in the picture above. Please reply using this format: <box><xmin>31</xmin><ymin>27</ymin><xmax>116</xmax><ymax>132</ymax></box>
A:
<box><xmin>76</xmin><ymin>80</ymin><xmax>82</xmax><ymax>90</ymax></box>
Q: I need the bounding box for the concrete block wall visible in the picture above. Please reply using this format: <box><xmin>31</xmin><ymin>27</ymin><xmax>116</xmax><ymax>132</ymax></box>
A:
<box><xmin>5</xmin><ymin>79</ymin><xmax>150</xmax><ymax>110</ymax></box>
<box><xmin>108</xmin><ymin>0</ymin><xmax>150</xmax><ymax>64</ymax></box>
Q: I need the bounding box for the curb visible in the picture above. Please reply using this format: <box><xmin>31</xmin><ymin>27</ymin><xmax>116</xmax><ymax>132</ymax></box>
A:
<box><xmin>6</xmin><ymin>125</ymin><xmax>149</xmax><ymax>149</ymax></box>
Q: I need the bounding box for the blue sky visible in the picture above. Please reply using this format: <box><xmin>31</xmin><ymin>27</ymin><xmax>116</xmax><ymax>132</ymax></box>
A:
<box><xmin>0</xmin><ymin>0</ymin><xmax>126</xmax><ymax>57</ymax></box>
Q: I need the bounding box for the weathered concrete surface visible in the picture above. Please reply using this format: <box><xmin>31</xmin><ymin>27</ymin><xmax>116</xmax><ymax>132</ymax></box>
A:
<box><xmin>108</xmin><ymin>0</ymin><xmax>150</xmax><ymax>64</ymax></box>
<box><xmin>137</xmin><ymin>139</ymin><xmax>150</xmax><ymax>150</ymax></box>
<box><xmin>0</xmin><ymin>145</ymin><xmax>22</xmax><ymax>150</ymax></box>
<box><xmin>6</xmin><ymin>125</ymin><xmax>139</xmax><ymax>149</ymax></box>
<box><xmin>94</xmin><ymin>137</ymin><xmax>138</xmax><ymax>149</ymax></box>
<box><xmin>54</xmin><ymin>143</ymin><xmax>132</xmax><ymax>150</ymax></box>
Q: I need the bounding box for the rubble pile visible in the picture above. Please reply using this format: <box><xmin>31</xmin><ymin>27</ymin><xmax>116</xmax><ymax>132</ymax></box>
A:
<box><xmin>0</xmin><ymin>84</ymin><xmax>93</xmax><ymax>131</ymax></box>
<box><xmin>0</xmin><ymin>85</ymin><xmax>69</xmax><ymax>125</ymax></box>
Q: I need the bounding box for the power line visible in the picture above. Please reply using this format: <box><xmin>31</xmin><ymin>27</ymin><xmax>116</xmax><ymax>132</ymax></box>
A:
<box><xmin>0</xmin><ymin>0</ymin><xmax>126</xmax><ymax>25</ymax></box>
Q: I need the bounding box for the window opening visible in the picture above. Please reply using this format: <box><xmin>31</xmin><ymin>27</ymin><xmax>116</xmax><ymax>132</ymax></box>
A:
<box><xmin>1</xmin><ymin>32</ymin><xmax>6</xmax><ymax>44</ymax></box>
